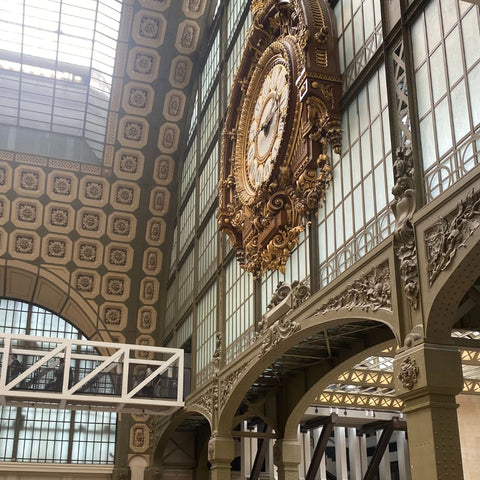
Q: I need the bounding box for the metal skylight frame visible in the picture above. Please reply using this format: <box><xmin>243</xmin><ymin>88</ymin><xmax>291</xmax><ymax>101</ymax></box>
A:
<box><xmin>0</xmin><ymin>0</ymin><xmax>122</xmax><ymax>161</ymax></box>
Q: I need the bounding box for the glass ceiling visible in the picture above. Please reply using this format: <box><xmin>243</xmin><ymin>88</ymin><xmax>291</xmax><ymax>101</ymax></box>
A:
<box><xmin>0</xmin><ymin>0</ymin><xmax>122</xmax><ymax>162</ymax></box>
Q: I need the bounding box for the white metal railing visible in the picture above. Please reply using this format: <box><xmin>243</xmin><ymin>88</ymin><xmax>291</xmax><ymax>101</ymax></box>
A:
<box><xmin>0</xmin><ymin>333</ymin><xmax>184</xmax><ymax>415</ymax></box>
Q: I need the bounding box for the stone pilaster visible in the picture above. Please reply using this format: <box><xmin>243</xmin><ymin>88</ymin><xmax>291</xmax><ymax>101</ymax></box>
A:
<box><xmin>144</xmin><ymin>466</ymin><xmax>162</xmax><ymax>480</ymax></box>
<box><xmin>208</xmin><ymin>434</ymin><xmax>235</xmax><ymax>480</ymax></box>
<box><xmin>273</xmin><ymin>439</ymin><xmax>301</xmax><ymax>480</ymax></box>
<box><xmin>112</xmin><ymin>466</ymin><xmax>130</xmax><ymax>480</ymax></box>
<box><xmin>394</xmin><ymin>342</ymin><xmax>464</xmax><ymax>480</ymax></box>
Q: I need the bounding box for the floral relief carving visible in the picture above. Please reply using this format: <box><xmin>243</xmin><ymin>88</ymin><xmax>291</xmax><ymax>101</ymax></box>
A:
<box><xmin>317</xmin><ymin>264</ymin><xmax>392</xmax><ymax>314</ymax></box>
<box><xmin>107</xmin><ymin>278</ymin><xmax>125</xmax><ymax>296</ymax></box>
<box><xmin>50</xmin><ymin>208</ymin><xmax>69</xmax><ymax>227</ymax></box>
<box><xmin>105</xmin><ymin>307</ymin><xmax>122</xmax><ymax>325</ymax></box>
<box><xmin>397</xmin><ymin>356</ymin><xmax>419</xmax><ymax>390</ymax></box>
<box><xmin>112</xmin><ymin>216</ymin><xmax>131</xmax><ymax>236</ymax></box>
<box><xmin>82</xmin><ymin>212</ymin><xmax>100</xmax><ymax>231</ymax></box>
<box><xmin>167</xmin><ymin>95</ymin><xmax>181</xmax><ymax>117</ymax></box>
<box><xmin>140</xmin><ymin>310</ymin><xmax>153</xmax><ymax>329</ymax></box>
<box><xmin>139</xmin><ymin>16</ymin><xmax>160</xmax><ymax>39</ymax></box>
<box><xmin>115</xmin><ymin>185</ymin><xmax>135</xmax><ymax>205</ymax></box>
<box><xmin>15</xmin><ymin>235</ymin><xmax>34</xmax><ymax>254</ymax></box>
<box><xmin>426</xmin><ymin>188</ymin><xmax>480</xmax><ymax>287</ymax></box>
<box><xmin>258</xmin><ymin>315</ymin><xmax>301</xmax><ymax>357</ymax></box>
<box><xmin>145</xmin><ymin>251</ymin><xmax>158</xmax><ymax>271</ymax></box>
<box><xmin>109</xmin><ymin>248</ymin><xmax>128</xmax><ymax>266</ymax></box>
<box><xmin>128</xmin><ymin>87</ymin><xmax>148</xmax><ymax>108</ymax></box>
<box><xmin>123</xmin><ymin>121</ymin><xmax>143</xmax><ymax>142</ymax></box>
<box><xmin>134</xmin><ymin>53</ymin><xmax>154</xmax><ymax>75</ymax></box>
<box><xmin>85</xmin><ymin>181</ymin><xmax>104</xmax><ymax>200</ymax></box>
<box><xmin>149</xmin><ymin>220</ymin><xmax>163</xmax><ymax>242</ymax></box>
<box><xmin>266</xmin><ymin>279</ymin><xmax>311</xmax><ymax>311</ymax></box>
<box><xmin>181</xmin><ymin>24</ymin><xmax>196</xmax><ymax>49</ymax></box>
<box><xmin>193</xmin><ymin>389</ymin><xmax>213</xmax><ymax>417</ymax></box>
<box><xmin>0</xmin><ymin>199</ymin><xmax>4</xmax><ymax>218</ymax></box>
<box><xmin>79</xmin><ymin>243</ymin><xmax>97</xmax><ymax>262</ymax></box>
<box><xmin>219</xmin><ymin>361</ymin><xmax>251</xmax><ymax>407</ymax></box>
<box><xmin>0</xmin><ymin>168</ymin><xmax>6</xmax><ymax>185</ymax></box>
<box><xmin>53</xmin><ymin>176</ymin><xmax>72</xmax><ymax>195</ymax></box>
<box><xmin>20</xmin><ymin>170</ymin><xmax>40</xmax><ymax>191</ymax></box>
<box><xmin>76</xmin><ymin>274</ymin><xmax>95</xmax><ymax>293</ymax></box>
<box><xmin>173</xmin><ymin>59</ymin><xmax>188</xmax><ymax>84</ymax></box>
<box><xmin>47</xmin><ymin>240</ymin><xmax>66</xmax><ymax>258</ymax></box>
<box><xmin>143</xmin><ymin>280</ymin><xmax>155</xmax><ymax>300</ymax></box>
<box><xmin>120</xmin><ymin>154</ymin><xmax>138</xmax><ymax>174</ymax></box>
<box><xmin>17</xmin><ymin>202</ymin><xmax>37</xmax><ymax>223</ymax></box>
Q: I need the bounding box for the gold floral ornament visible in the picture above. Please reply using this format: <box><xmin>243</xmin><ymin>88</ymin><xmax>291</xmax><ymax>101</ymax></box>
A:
<box><xmin>218</xmin><ymin>0</ymin><xmax>342</xmax><ymax>278</ymax></box>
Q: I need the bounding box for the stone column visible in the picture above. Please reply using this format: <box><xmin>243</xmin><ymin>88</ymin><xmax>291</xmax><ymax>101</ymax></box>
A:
<box><xmin>393</xmin><ymin>342</ymin><xmax>464</xmax><ymax>480</ymax></box>
<box><xmin>208</xmin><ymin>434</ymin><xmax>235</xmax><ymax>480</ymax></box>
<box><xmin>273</xmin><ymin>439</ymin><xmax>301</xmax><ymax>480</ymax></box>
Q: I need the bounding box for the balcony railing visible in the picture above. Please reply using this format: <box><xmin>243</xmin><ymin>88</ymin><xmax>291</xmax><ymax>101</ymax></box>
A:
<box><xmin>0</xmin><ymin>333</ymin><xmax>184</xmax><ymax>415</ymax></box>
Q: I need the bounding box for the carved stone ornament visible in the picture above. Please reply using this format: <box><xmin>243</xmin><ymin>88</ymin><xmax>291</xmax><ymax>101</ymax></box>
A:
<box><xmin>391</xmin><ymin>146</ymin><xmax>419</xmax><ymax>309</ymax></box>
<box><xmin>266</xmin><ymin>278</ymin><xmax>311</xmax><ymax>311</ymax></box>
<box><xmin>316</xmin><ymin>264</ymin><xmax>392</xmax><ymax>314</ymax></box>
<box><xmin>258</xmin><ymin>314</ymin><xmax>301</xmax><ymax>357</ymax></box>
<box><xmin>397</xmin><ymin>356</ymin><xmax>419</xmax><ymax>389</ymax></box>
<box><xmin>426</xmin><ymin>188</ymin><xmax>480</xmax><ymax>287</ymax></box>
<box><xmin>219</xmin><ymin>361</ymin><xmax>251</xmax><ymax>407</ymax></box>
<box><xmin>218</xmin><ymin>0</ymin><xmax>342</xmax><ymax>278</ymax></box>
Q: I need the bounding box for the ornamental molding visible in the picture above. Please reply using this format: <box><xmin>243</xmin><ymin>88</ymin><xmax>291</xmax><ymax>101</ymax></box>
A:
<box><xmin>316</xmin><ymin>264</ymin><xmax>392</xmax><ymax>314</ymax></box>
<box><xmin>219</xmin><ymin>361</ymin><xmax>252</xmax><ymax>408</ymax></box>
<box><xmin>426</xmin><ymin>188</ymin><xmax>480</xmax><ymax>287</ymax></box>
<box><xmin>391</xmin><ymin>147</ymin><xmax>419</xmax><ymax>309</ymax></box>
<box><xmin>191</xmin><ymin>388</ymin><xmax>214</xmax><ymax>419</ymax></box>
<box><xmin>266</xmin><ymin>278</ymin><xmax>311</xmax><ymax>311</ymax></box>
<box><xmin>257</xmin><ymin>314</ymin><xmax>301</xmax><ymax>357</ymax></box>
<box><xmin>397</xmin><ymin>356</ymin><xmax>419</xmax><ymax>389</ymax></box>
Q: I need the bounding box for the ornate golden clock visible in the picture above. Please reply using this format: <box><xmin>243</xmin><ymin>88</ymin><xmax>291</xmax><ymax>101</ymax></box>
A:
<box><xmin>218</xmin><ymin>0</ymin><xmax>342</xmax><ymax>278</ymax></box>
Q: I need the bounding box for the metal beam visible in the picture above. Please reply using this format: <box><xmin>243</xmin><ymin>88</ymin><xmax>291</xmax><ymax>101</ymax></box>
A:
<box><xmin>305</xmin><ymin>416</ymin><xmax>336</xmax><ymax>480</ymax></box>
<box><xmin>301</xmin><ymin>413</ymin><xmax>338</xmax><ymax>432</ymax></box>
<box><xmin>357</xmin><ymin>417</ymin><xmax>406</xmax><ymax>436</ymax></box>
<box><xmin>250</xmin><ymin>424</ymin><xmax>272</xmax><ymax>480</ymax></box>
<box><xmin>363</xmin><ymin>423</ymin><xmax>394</xmax><ymax>480</ymax></box>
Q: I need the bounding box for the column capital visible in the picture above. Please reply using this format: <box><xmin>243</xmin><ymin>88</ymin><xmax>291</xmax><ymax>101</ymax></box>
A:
<box><xmin>207</xmin><ymin>434</ymin><xmax>235</xmax><ymax>464</ymax></box>
<box><xmin>393</xmin><ymin>342</ymin><xmax>463</xmax><ymax>402</ymax></box>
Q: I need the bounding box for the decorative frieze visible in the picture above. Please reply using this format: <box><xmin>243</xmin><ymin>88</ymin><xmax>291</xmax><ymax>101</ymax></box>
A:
<box><xmin>317</xmin><ymin>264</ymin><xmax>392</xmax><ymax>314</ymax></box>
<box><xmin>426</xmin><ymin>188</ymin><xmax>480</xmax><ymax>286</ymax></box>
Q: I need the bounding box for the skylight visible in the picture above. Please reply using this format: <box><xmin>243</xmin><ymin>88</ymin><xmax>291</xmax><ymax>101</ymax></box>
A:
<box><xmin>0</xmin><ymin>0</ymin><xmax>122</xmax><ymax>161</ymax></box>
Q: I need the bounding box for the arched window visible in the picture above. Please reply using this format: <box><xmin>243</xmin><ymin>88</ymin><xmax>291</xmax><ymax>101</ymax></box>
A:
<box><xmin>0</xmin><ymin>299</ymin><xmax>116</xmax><ymax>464</ymax></box>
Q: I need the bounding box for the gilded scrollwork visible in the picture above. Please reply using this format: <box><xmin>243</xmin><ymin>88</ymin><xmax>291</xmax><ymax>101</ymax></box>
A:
<box><xmin>316</xmin><ymin>264</ymin><xmax>392</xmax><ymax>314</ymax></box>
<box><xmin>426</xmin><ymin>188</ymin><xmax>480</xmax><ymax>287</ymax></box>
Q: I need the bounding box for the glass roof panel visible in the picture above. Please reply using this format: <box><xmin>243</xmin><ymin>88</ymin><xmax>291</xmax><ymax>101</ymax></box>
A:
<box><xmin>0</xmin><ymin>0</ymin><xmax>122</xmax><ymax>162</ymax></box>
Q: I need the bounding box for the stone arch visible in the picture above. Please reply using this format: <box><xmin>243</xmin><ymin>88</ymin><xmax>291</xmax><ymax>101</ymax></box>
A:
<box><xmin>0</xmin><ymin>262</ymin><xmax>112</xmax><ymax>342</ymax></box>
<box><xmin>283</xmin><ymin>339</ymin><xmax>397</xmax><ymax>441</ymax></box>
<box><xmin>152</xmin><ymin>409</ymin><xmax>211</xmax><ymax>476</ymax></box>
<box><xmin>153</xmin><ymin>409</ymin><xmax>211</xmax><ymax>464</ymax></box>
<box><xmin>424</xmin><ymin>228</ymin><xmax>480</xmax><ymax>342</ymax></box>
<box><xmin>218</xmin><ymin>311</ymin><xmax>397</xmax><ymax>437</ymax></box>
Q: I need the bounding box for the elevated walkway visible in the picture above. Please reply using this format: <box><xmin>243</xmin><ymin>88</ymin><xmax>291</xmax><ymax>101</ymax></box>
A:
<box><xmin>0</xmin><ymin>333</ymin><xmax>184</xmax><ymax>415</ymax></box>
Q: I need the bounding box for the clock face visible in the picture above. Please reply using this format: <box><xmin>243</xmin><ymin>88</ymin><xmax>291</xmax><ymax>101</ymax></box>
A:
<box><xmin>246</xmin><ymin>63</ymin><xmax>289</xmax><ymax>190</ymax></box>
<box><xmin>235</xmin><ymin>55</ymin><xmax>291</xmax><ymax>205</ymax></box>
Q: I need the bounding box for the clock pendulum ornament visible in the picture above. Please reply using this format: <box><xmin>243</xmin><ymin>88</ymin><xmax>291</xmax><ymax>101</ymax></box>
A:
<box><xmin>218</xmin><ymin>0</ymin><xmax>343</xmax><ymax>278</ymax></box>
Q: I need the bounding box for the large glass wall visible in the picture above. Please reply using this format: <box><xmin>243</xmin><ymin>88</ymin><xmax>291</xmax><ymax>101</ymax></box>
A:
<box><xmin>166</xmin><ymin>0</ymin><xmax>480</xmax><ymax>384</ymax></box>
<box><xmin>0</xmin><ymin>299</ymin><xmax>116</xmax><ymax>464</ymax></box>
